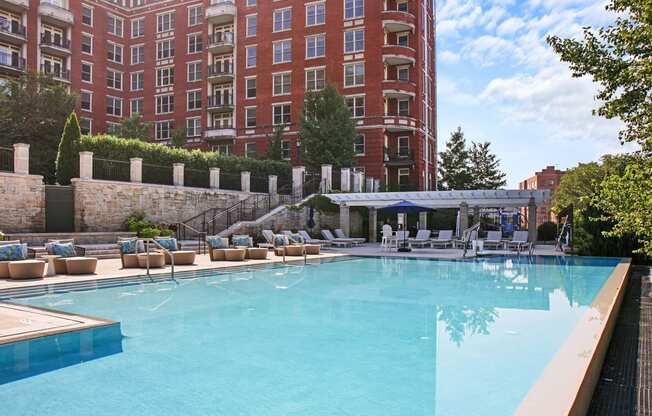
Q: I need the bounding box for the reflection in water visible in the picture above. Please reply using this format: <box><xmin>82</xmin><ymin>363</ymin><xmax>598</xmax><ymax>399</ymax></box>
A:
<box><xmin>438</xmin><ymin>305</ymin><xmax>499</xmax><ymax>346</ymax></box>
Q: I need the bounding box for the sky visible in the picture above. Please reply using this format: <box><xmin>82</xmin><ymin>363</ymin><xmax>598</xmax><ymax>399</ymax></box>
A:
<box><xmin>435</xmin><ymin>0</ymin><xmax>634</xmax><ymax>187</ymax></box>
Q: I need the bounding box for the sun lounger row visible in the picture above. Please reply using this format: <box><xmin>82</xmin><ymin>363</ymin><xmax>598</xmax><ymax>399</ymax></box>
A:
<box><xmin>380</xmin><ymin>229</ymin><xmax>532</xmax><ymax>252</ymax></box>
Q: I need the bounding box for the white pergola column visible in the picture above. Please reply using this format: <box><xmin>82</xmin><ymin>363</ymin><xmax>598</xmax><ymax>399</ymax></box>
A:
<box><xmin>210</xmin><ymin>168</ymin><xmax>220</xmax><ymax>189</ymax></box>
<box><xmin>173</xmin><ymin>163</ymin><xmax>184</xmax><ymax>186</ymax></box>
<box><xmin>130</xmin><ymin>158</ymin><xmax>142</xmax><ymax>183</ymax></box>
<box><xmin>528</xmin><ymin>197</ymin><xmax>538</xmax><ymax>242</ymax></box>
<box><xmin>459</xmin><ymin>202</ymin><xmax>469</xmax><ymax>235</ymax></box>
<box><xmin>241</xmin><ymin>171</ymin><xmax>251</xmax><ymax>193</ymax></box>
<box><xmin>419</xmin><ymin>211</ymin><xmax>428</xmax><ymax>230</ymax></box>
<box><xmin>369</xmin><ymin>207</ymin><xmax>378</xmax><ymax>243</ymax></box>
<box><xmin>340</xmin><ymin>168</ymin><xmax>351</xmax><ymax>192</ymax></box>
<box><xmin>79</xmin><ymin>151</ymin><xmax>93</xmax><ymax>180</ymax></box>
<box><xmin>12</xmin><ymin>143</ymin><xmax>29</xmax><ymax>175</ymax></box>
<box><xmin>339</xmin><ymin>204</ymin><xmax>350</xmax><ymax>237</ymax></box>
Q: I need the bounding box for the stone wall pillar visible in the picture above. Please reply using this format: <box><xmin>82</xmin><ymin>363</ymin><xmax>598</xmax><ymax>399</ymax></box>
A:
<box><xmin>268</xmin><ymin>175</ymin><xmax>278</xmax><ymax>195</ymax></box>
<box><xmin>419</xmin><ymin>211</ymin><xmax>428</xmax><ymax>230</ymax></box>
<box><xmin>210</xmin><ymin>168</ymin><xmax>220</xmax><ymax>190</ymax></box>
<box><xmin>321</xmin><ymin>164</ymin><xmax>332</xmax><ymax>193</ymax></box>
<box><xmin>368</xmin><ymin>207</ymin><xmax>378</xmax><ymax>243</ymax></box>
<box><xmin>13</xmin><ymin>143</ymin><xmax>29</xmax><ymax>175</ymax></box>
<box><xmin>352</xmin><ymin>172</ymin><xmax>363</xmax><ymax>193</ymax></box>
<box><xmin>528</xmin><ymin>197</ymin><xmax>538</xmax><ymax>242</ymax></box>
<box><xmin>365</xmin><ymin>177</ymin><xmax>374</xmax><ymax>193</ymax></box>
<box><xmin>173</xmin><ymin>163</ymin><xmax>184</xmax><ymax>186</ymax></box>
<box><xmin>292</xmin><ymin>166</ymin><xmax>305</xmax><ymax>198</ymax></box>
<box><xmin>241</xmin><ymin>171</ymin><xmax>251</xmax><ymax>193</ymax></box>
<box><xmin>79</xmin><ymin>151</ymin><xmax>93</xmax><ymax>180</ymax></box>
<box><xmin>341</xmin><ymin>168</ymin><xmax>351</xmax><ymax>192</ymax></box>
<box><xmin>339</xmin><ymin>204</ymin><xmax>350</xmax><ymax>237</ymax></box>
<box><xmin>459</xmin><ymin>202</ymin><xmax>469</xmax><ymax>236</ymax></box>
<box><xmin>130</xmin><ymin>158</ymin><xmax>142</xmax><ymax>183</ymax></box>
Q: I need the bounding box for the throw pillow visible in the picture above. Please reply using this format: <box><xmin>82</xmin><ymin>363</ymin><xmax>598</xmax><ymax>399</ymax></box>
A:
<box><xmin>0</xmin><ymin>244</ymin><xmax>27</xmax><ymax>261</ymax></box>
<box><xmin>273</xmin><ymin>234</ymin><xmax>288</xmax><ymax>248</ymax></box>
<box><xmin>232</xmin><ymin>235</ymin><xmax>252</xmax><ymax>248</ymax></box>
<box><xmin>52</xmin><ymin>243</ymin><xmax>77</xmax><ymax>258</ymax></box>
<box><xmin>118</xmin><ymin>239</ymin><xmax>138</xmax><ymax>254</ymax></box>
<box><xmin>207</xmin><ymin>236</ymin><xmax>227</xmax><ymax>249</ymax></box>
<box><xmin>155</xmin><ymin>237</ymin><xmax>178</xmax><ymax>251</ymax></box>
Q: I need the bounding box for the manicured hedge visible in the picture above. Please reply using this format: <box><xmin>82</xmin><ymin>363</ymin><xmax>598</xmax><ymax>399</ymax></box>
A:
<box><xmin>79</xmin><ymin>135</ymin><xmax>292</xmax><ymax>181</ymax></box>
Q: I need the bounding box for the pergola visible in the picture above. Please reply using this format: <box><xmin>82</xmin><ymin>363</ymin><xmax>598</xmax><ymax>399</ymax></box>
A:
<box><xmin>323</xmin><ymin>190</ymin><xmax>551</xmax><ymax>242</ymax></box>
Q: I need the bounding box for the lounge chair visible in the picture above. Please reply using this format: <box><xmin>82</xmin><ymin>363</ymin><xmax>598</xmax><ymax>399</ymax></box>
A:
<box><xmin>506</xmin><ymin>231</ymin><xmax>532</xmax><ymax>253</ymax></box>
<box><xmin>334</xmin><ymin>229</ymin><xmax>366</xmax><ymax>244</ymax></box>
<box><xmin>46</xmin><ymin>239</ymin><xmax>98</xmax><ymax>274</ymax></box>
<box><xmin>0</xmin><ymin>240</ymin><xmax>39</xmax><ymax>279</ymax></box>
<box><xmin>298</xmin><ymin>230</ymin><xmax>331</xmax><ymax>246</ymax></box>
<box><xmin>430</xmin><ymin>230</ymin><xmax>454</xmax><ymax>248</ymax></box>
<box><xmin>408</xmin><ymin>230</ymin><xmax>431</xmax><ymax>248</ymax></box>
<box><xmin>320</xmin><ymin>230</ymin><xmax>353</xmax><ymax>248</ymax></box>
<box><xmin>261</xmin><ymin>230</ymin><xmax>276</xmax><ymax>249</ymax></box>
<box><xmin>155</xmin><ymin>237</ymin><xmax>196</xmax><ymax>265</ymax></box>
<box><xmin>206</xmin><ymin>236</ymin><xmax>230</xmax><ymax>261</ymax></box>
<box><xmin>483</xmin><ymin>231</ymin><xmax>504</xmax><ymax>250</ymax></box>
<box><xmin>455</xmin><ymin>230</ymin><xmax>478</xmax><ymax>249</ymax></box>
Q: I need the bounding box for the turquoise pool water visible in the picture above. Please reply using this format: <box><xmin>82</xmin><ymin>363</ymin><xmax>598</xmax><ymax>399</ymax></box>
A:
<box><xmin>1</xmin><ymin>256</ymin><xmax>620</xmax><ymax>415</ymax></box>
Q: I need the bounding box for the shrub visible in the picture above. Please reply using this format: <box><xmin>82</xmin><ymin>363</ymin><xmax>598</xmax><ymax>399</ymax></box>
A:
<box><xmin>139</xmin><ymin>227</ymin><xmax>161</xmax><ymax>239</ymax></box>
<box><xmin>56</xmin><ymin>112</ymin><xmax>81</xmax><ymax>185</ymax></box>
<box><xmin>537</xmin><ymin>222</ymin><xmax>558</xmax><ymax>241</ymax></box>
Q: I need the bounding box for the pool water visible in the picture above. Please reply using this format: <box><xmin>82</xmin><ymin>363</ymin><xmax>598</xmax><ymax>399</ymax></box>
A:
<box><xmin>1</xmin><ymin>256</ymin><xmax>620</xmax><ymax>415</ymax></box>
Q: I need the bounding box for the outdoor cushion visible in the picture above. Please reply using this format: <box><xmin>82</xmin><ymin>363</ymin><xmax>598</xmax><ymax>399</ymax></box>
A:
<box><xmin>118</xmin><ymin>239</ymin><xmax>138</xmax><ymax>254</ymax></box>
<box><xmin>0</xmin><ymin>244</ymin><xmax>27</xmax><ymax>261</ymax></box>
<box><xmin>289</xmin><ymin>234</ymin><xmax>305</xmax><ymax>244</ymax></box>
<box><xmin>207</xmin><ymin>236</ymin><xmax>227</xmax><ymax>249</ymax></box>
<box><xmin>232</xmin><ymin>235</ymin><xmax>252</xmax><ymax>248</ymax></box>
<box><xmin>273</xmin><ymin>234</ymin><xmax>289</xmax><ymax>247</ymax></box>
<box><xmin>52</xmin><ymin>243</ymin><xmax>77</xmax><ymax>258</ymax></box>
<box><xmin>155</xmin><ymin>237</ymin><xmax>178</xmax><ymax>251</ymax></box>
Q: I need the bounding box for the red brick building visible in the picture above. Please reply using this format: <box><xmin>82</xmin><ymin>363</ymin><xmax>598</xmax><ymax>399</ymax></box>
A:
<box><xmin>0</xmin><ymin>0</ymin><xmax>436</xmax><ymax>190</ymax></box>
<box><xmin>519</xmin><ymin>166</ymin><xmax>565</xmax><ymax>225</ymax></box>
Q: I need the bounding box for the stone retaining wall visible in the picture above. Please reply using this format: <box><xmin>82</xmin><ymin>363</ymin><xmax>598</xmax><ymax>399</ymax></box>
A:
<box><xmin>0</xmin><ymin>172</ymin><xmax>45</xmax><ymax>233</ymax></box>
<box><xmin>72</xmin><ymin>179</ymin><xmax>249</xmax><ymax>232</ymax></box>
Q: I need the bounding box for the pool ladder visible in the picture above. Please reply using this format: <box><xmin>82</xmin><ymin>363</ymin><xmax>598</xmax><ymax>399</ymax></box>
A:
<box><xmin>140</xmin><ymin>238</ymin><xmax>177</xmax><ymax>283</ymax></box>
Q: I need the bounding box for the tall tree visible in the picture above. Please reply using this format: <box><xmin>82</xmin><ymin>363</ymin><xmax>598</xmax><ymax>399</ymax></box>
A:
<box><xmin>469</xmin><ymin>141</ymin><xmax>506</xmax><ymax>189</ymax></box>
<box><xmin>547</xmin><ymin>0</ymin><xmax>652</xmax><ymax>149</ymax></box>
<box><xmin>438</xmin><ymin>127</ymin><xmax>471</xmax><ymax>190</ymax></box>
<box><xmin>117</xmin><ymin>114</ymin><xmax>152</xmax><ymax>141</ymax></box>
<box><xmin>170</xmin><ymin>127</ymin><xmax>187</xmax><ymax>148</ymax></box>
<box><xmin>264</xmin><ymin>124</ymin><xmax>285</xmax><ymax>161</ymax></box>
<box><xmin>299</xmin><ymin>84</ymin><xmax>356</xmax><ymax>171</ymax></box>
<box><xmin>0</xmin><ymin>72</ymin><xmax>76</xmax><ymax>183</ymax></box>
<box><xmin>55</xmin><ymin>112</ymin><xmax>81</xmax><ymax>185</ymax></box>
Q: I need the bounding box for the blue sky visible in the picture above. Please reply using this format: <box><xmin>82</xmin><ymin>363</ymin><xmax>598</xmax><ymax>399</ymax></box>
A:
<box><xmin>435</xmin><ymin>0</ymin><xmax>633</xmax><ymax>187</ymax></box>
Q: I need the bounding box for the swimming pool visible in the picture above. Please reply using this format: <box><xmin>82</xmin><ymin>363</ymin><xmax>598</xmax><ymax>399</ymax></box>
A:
<box><xmin>0</xmin><ymin>256</ymin><xmax>623</xmax><ymax>415</ymax></box>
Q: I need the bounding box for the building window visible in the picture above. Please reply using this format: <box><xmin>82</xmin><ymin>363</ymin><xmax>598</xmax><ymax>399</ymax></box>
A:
<box><xmin>80</xmin><ymin>91</ymin><xmax>92</xmax><ymax>112</ymax></box>
<box><xmin>281</xmin><ymin>140</ymin><xmax>291</xmax><ymax>160</ymax></box>
<box><xmin>81</xmin><ymin>62</ymin><xmax>92</xmax><ymax>82</ymax></box>
<box><xmin>344</xmin><ymin>62</ymin><xmax>364</xmax><ymax>87</ymax></box>
<box><xmin>245</xmin><ymin>143</ymin><xmax>257</xmax><ymax>158</ymax></box>
<box><xmin>245</xmin><ymin>107</ymin><xmax>256</xmax><ymax>128</ymax></box>
<box><xmin>398</xmin><ymin>168</ymin><xmax>410</xmax><ymax>185</ymax></box>
<box><xmin>273</xmin><ymin>8</ymin><xmax>292</xmax><ymax>32</ymax></box>
<box><xmin>344</xmin><ymin>0</ymin><xmax>364</xmax><ymax>19</ymax></box>
<box><xmin>186</xmin><ymin>117</ymin><xmax>201</xmax><ymax>137</ymax></box>
<box><xmin>131</xmin><ymin>98</ymin><xmax>143</xmax><ymax>115</ymax></box>
<box><xmin>131</xmin><ymin>18</ymin><xmax>144</xmax><ymax>38</ymax></box>
<box><xmin>82</xmin><ymin>5</ymin><xmax>93</xmax><ymax>26</ymax></box>
<box><xmin>246</xmin><ymin>14</ymin><xmax>257</xmax><ymax>37</ymax></box>
<box><xmin>106</xmin><ymin>122</ymin><xmax>120</xmax><ymax>135</ymax></box>
<box><xmin>187</xmin><ymin>33</ymin><xmax>202</xmax><ymax>53</ymax></box>
<box><xmin>156</xmin><ymin>94</ymin><xmax>174</xmax><ymax>114</ymax></box>
<box><xmin>130</xmin><ymin>71</ymin><xmax>144</xmax><ymax>91</ymax></box>
<box><xmin>157</xmin><ymin>12</ymin><xmax>175</xmax><ymax>33</ymax></box>
<box><xmin>155</xmin><ymin>121</ymin><xmax>173</xmax><ymax>140</ymax></box>
<box><xmin>80</xmin><ymin>117</ymin><xmax>91</xmax><ymax>135</ymax></box>
<box><xmin>344</xmin><ymin>29</ymin><xmax>364</xmax><ymax>54</ymax></box>
<box><xmin>246</xmin><ymin>77</ymin><xmax>256</xmax><ymax>99</ymax></box>
<box><xmin>397</xmin><ymin>66</ymin><xmax>410</xmax><ymax>82</ymax></box>
<box><xmin>272</xmin><ymin>103</ymin><xmax>291</xmax><ymax>125</ymax></box>
<box><xmin>187</xmin><ymin>62</ymin><xmax>201</xmax><ymax>82</ymax></box>
<box><xmin>131</xmin><ymin>44</ymin><xmax>144</xmax><ymax>64</ymax></box>
<box><xmin>107</xmin><ymin>69</ymin><xmax>122</xmax><ymax>90</ymax></box>
<box><xmin>187</xmin><ymin>90</ymin><xmax>201</xmax><ymax>111</ymax></box>
<box><xmin>346</xmin><ymin>96</ymin><xmax>365</xmax><ymax>118</ymax></box>
<box><xmin>156</xmin><ymin>67</ymin><xmax>174</xmax><ymax>87</ymax></box>
<box><xmin>107</xmin><ymin>42</ymin><xmax>123</xmax><ymax>64</ymax></box>
<box><xmin>188</xmin><ymin>5</ymin><xmax>203</xmax><ymax>26</ymax></box>
<box><xmin>106</xmin><ymin>96</ymin><xmax>122</xmax><ymax>117</ymax></box>
<box><xmin>81</xmin><ymin>34</ymin><xmax>92</xmax><ymax>54</ymax></box>
<box><xmin>132</xmin><ymin>0</ymin><xmax>144</xmax><ymax>7</ymax></box>
<box><xmin>306</xmin><ymin>2</ymin><xmax>325</xmax><ymax>26</ymax></box>
<box><xmin>397</xmin><ymin>0</ymin><xmax>408</xmax><ymax>12</ymax></box>
<box><xmin>156</xmin><ymin>39</ymin><xmax>175</xmax><ymax>60</ymax></box>
<box><xmin>398</xmin><ymin>136</ymin><xmax>410</xmax><ymax>155</ymax></box>
<box><xmin>398</xmin><ymin>99</ymin><xmax>409</xmax><ymax>116</ymax></box>
<box><xmin>305</xmin><ymin>68</ymin><xmax>325</xmax><ymax>91</ymax></box>
<box><xmin>306</xmin><ymin>34</ymin><xmax>325</xmax><ymax>59</ymax></box>
<box><xmin>273</xmin><ymin>40</ymin><xmax>291</xmax><ymax>64</ymax></box>
<box><xmin>354</xmin><ymin>134</ymin><xmax>365</xmax><ymax>155</ymax></box>
<box><xmin>246</xmin><ymin>46</ymin><xmax>257</xmax><ymax>68</ymax></box>
<box><xmin>273</xmin><ymin>72</ymin><xmax>291</xmax><ymax>96</ymax></box>
<box><xmin>107</xmin><ymin>15</ymin><xmax>124</xmax><ymax>37</ymax></box>
<box><xmin>397</xmin><ymin>32</ymin><xmax>409</xmax><ymax>47</ymax></box>
<box><xmin>246</xmin><ymin>0</ymin><xmax>256</xmax><ymax>6</ymax></box>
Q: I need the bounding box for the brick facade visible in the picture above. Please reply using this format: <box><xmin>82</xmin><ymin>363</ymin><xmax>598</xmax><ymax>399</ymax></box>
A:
<box><xmin>519</xmin><ymin>166</ymin><xmax>565</xmax><ymax>226</ymax></box>
<box><xmin>1</xmin><ymin>0</ymin><xmax>436</xmax><ymax>190</ymax></box>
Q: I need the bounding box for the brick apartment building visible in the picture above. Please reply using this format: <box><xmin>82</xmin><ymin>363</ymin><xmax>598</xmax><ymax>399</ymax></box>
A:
<box><xmin>0</xmin><ymin>0</ymin><xmax>436</xmax><ymax>190</ymax></box>
<box><xmin>519</xmin><ymin>165</ymin><xmax>565</xmax><ymax>226</ymax></box>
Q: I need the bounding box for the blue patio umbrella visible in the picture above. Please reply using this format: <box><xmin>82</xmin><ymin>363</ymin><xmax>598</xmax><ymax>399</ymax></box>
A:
<box><xmin>379</xmin><ymin>200</ymin><xmax>431</xmax><ymax>252</ymax></box>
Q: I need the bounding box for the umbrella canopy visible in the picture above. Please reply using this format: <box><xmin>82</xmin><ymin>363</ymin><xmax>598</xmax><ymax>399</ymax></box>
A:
<box><xmin>379</xmin><ymin>200</ymin><xmax>431</xmax><ymax>214</ymax></box>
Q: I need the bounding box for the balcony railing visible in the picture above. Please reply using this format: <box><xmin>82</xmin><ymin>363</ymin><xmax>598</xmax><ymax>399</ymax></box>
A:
<box><xmin>206</xmin><ymin>95</ymin><xmax>233</xmax><ymax>109</ymax></box>
<box><xmin>40</xmin><ymin>33</ymin><xmax>71</xmax><ymax>49</ymax></box>
<box><xmin>40</xmin><ymin>64</ymin><xmax>71</xmax><ymax>81</ymax></box>
<box><xmin>0</xmin><ymin>20</ymin><xmax>26</xmax><ymax>38</ymax></box>
<box><xmin>208</xmin><ymin>32</ymin><xmax>234</xmax><ymax>47</ymax></box>
<box><xmin>384</xmin><ymin>148</ymin><xmax>415</xmax><ymax>165</ymax></box>
<box><xmin>207</xmin><ymin>63</ymin><xmax>233</xmax><ymax>77</ymax></box>
<box><xmin>0</xmin><ymin>52</ymin><xmax>25</xmax><ymax>70</ymax></box>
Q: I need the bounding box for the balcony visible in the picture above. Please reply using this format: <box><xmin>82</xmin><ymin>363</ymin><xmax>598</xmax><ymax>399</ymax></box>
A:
<box><xmin>206</xmin><ymin>95</ymin><xmax>233</xmax><ymax>113</ymax></box>
<box><xmin>382</xmin><ymin>15</ymin><xmax>415</xmax><ymax>33</ymax></box>
<box><xmin>204</xmin><ymin>126</ymin><xmax>236</xmax><ymax>139</ymax></box>
<box><xmin>383</xmin><ymin>50</ymin><xmax>415</xmax><ymax>66</ymax></box>
<box><xmin>0</xmin><ymin>0</ymin><xmax>28</xmax><ymax>12</ymax></box>
<box><xmin>383</xmin><ymin>87</ymin><xmax>415</xmax><ymax>100</ymax></box>
<box><xmin>40</xmin><ymin>33</ymin><xmax>72</xmax><ymax>56</ymax></box>
<box><xmin>384</xmin><ymin>148</ymin><xmax>415</xmax><ymax>167</ymax></box>
<box><xmin>38</xmin><ymin>0</ymin><xmax>74</xmax><ymax>26</ymax></box>
<box><xmin>206</xmin><ymin>0</ymin><xmax>236</xmax><ymax>25</ymax></box>
<box><xmin>207</xmin><ymin>63</ymin><xmax>234</xmax><ymax>83</ymax></box>
<box><xmin>207</xmin><ymin>32</ymin><xmax>234</xmax><ymax>54</ymax></box>
<box><xmin>0</xmin><ymin>20</ymin><xmax>26</xmax><ymax>45</ymax></box>
<box><xmin>0</xmin><ymin>51</ymin><xmax>25</xmax><ymax>75</ymax></box>
<box><xmin>41</xmin><ymin>64</ymin><xmax>71</xmax><ymax>83</ymax></box>
<box><xmin>383</xmin><ymin>115</ymin><xmax>418</xmax><ymax>132</ymax></box>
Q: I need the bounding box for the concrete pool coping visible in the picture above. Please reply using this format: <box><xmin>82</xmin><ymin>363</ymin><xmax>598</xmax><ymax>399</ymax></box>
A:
<box><xmin>515</xmin><ymin>258</ymin><xmax>632</xmax><ymax>416</ymax></box>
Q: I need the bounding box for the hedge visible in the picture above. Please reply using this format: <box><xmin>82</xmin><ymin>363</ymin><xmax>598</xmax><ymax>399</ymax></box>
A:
<box><xmin>78</xmin><ymin>135</ymin><xmax>292</xmax><ymax>184</ymax></box>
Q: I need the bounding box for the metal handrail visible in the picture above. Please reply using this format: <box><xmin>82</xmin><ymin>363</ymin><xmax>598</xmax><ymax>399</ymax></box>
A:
<box><xmin>175</xmin><ymin>222</ymin><xmax>207</xmax><ymax>254</ymax></box>
<box><xmin>462</xmin><ymin>223</ymin><xmax>482</xmax><ymax>258</ymax></box>
<box><xmin>140</xmin><ymin>238</ymin><xmax>176</xmax><ymax>283</ymax></box>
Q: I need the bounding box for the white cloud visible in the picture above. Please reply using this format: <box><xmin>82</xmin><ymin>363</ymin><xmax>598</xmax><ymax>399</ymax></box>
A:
<box><xmin>496</xmin><ymin>17</ymin><xmax>526</xmax><ymax>36</ymax></box>
<box><xmin>439</xmin><ymin>50</ymin><xmax>461</xmax><ymax>63</ymax></box>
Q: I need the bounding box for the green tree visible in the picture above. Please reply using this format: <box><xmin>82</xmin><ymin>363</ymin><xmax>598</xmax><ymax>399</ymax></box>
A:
<box><xmin>469</xmin><ymin>141</ymin><xmax>506</xmax><ymax>189</ymax></box>
<box><xmin>299</xmin><ymin>84</ymin><xmax>356</xmax><ymax>171</ymax></box>
<box><xmin>170</xmin><ymin>127</ymin><xmax>187</xmax><ymax>148</ymax></box>
<box><xmin>0</xmin><ymin>72</ymin><xmax>76</xmax><ymax>183</ymax></box>
<box><xmin>264</xmin><ymin>124</ymin><xmax>285</xmax><ymax>161</ymax></box>
<box><xmin>547</xmin><ymin>0</ymin><xmax>652</xmax><ymax>149</ymax></box>
<box><xmin>55</xmin><ymin>112</ymin><xmax>81</xmax><ymax>185</ymax></box>
<box><xmin>438</xmin><ymin>127</ymin><xmax>471</xmax><ymax>190</ymax></box>
<box><xmin>117</xmin><ymin>114</ymin><xmax>151</xmax><ymax>141</ymax></box>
